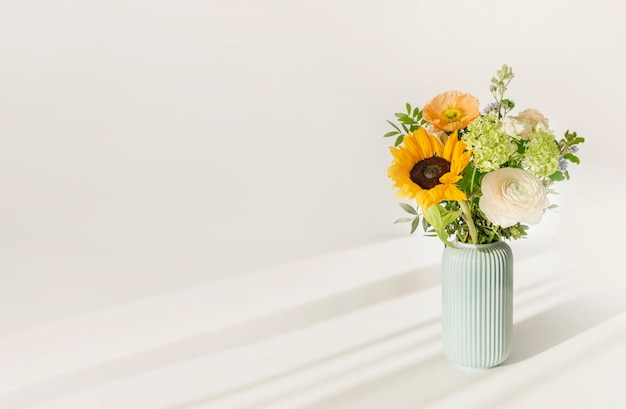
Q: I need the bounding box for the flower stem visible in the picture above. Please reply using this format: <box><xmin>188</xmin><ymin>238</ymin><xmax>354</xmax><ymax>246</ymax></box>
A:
<box><xmin>470</xmin><ymin>165</ymin><xmax>477</xmax><ymax>194</ymax></box>
<box><xmin>459</xmin><ymin>200</ymin><xmax>478</xmax><ymax>245</ymax></box>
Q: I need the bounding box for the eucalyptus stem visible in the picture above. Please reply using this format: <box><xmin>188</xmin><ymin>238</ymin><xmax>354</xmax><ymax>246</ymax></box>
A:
<box><xmin>459</xmin><ymin>200</ymin><xmax>478</xmax><ymax>245</ymax></box>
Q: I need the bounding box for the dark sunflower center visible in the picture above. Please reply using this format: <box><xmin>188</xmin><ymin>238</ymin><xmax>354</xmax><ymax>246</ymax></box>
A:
<box><xmin>409</xmin><ymin>156</ymin><xmax>451</xmax><ymax>190</ymax></box>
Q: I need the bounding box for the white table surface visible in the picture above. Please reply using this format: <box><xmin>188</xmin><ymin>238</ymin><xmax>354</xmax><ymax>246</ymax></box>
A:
<box><xmin>2</xmin><ymin>167</ymin><xmax>626</xmax><ymax>409</ymax></box>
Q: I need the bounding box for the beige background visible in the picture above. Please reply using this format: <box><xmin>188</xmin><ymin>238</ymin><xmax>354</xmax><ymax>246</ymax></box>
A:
<box><xmin>1</xmin><ymin>0</ymin><xmax>624</xmax><ymax>333</ymax></box>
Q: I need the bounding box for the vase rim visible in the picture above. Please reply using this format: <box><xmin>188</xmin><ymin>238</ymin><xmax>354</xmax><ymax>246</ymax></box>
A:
<box><xmin>450</xmin><ymin>240</ymin><xmax>505</xmax><ymax>249</ymax></box>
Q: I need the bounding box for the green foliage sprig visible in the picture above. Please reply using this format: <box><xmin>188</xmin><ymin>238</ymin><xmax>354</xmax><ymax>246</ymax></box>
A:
<box><xmin>487</xmin><ymin>64</ymin><xmax>515</xmax><ymax>118</ymax></box>
<box><xmin>383</xmin><ymin>103</ymin><xmax>428</xmax><ymax>147</ymax></box>
<box><xmin>550</xmin><ymin>130</ymin><xmax>585</xmax><ymax>181</ymax></box>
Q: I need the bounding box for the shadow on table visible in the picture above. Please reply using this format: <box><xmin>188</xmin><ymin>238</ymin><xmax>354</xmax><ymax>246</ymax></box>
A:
<box><xmin>288</xmin><ymin>291</ymin><xmax>626</xmax><ymax>409</ymax></box>
<box><xmin>0</xmin><ymin>263</ymin><xmax>441</xmax><ymax>409</ymax></box>
<box><xmin>504</xmin><ymin>293</ymin><xmax>626</xmax><ymax>365</ymax></box>
<box><xmin>207</xmin><ymin>263</ymin><xmax>442</xmax><ymax>352</ymax></box>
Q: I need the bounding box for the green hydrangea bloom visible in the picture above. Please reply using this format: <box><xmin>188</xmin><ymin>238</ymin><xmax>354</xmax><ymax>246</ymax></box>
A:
<box><xmin>523</xmin><ymin>130</ymin><xmax>560</xmax><ymax>177</ymax></box>
<box><xmin>462</xmin><ymin>116</ymin><xmax>511</xmax><ymax>172</ymax></box>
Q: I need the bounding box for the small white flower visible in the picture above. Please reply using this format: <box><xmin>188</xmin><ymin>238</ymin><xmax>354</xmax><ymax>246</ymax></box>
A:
<box><xmin>479</xmin><ymin>168</ymin><xmax>549</xmax><ymax>228</ymax></box>
<box><xmin>501</xmin><ymin>117</ymin><xmax>532</xmax><ymax>139</ymax></box>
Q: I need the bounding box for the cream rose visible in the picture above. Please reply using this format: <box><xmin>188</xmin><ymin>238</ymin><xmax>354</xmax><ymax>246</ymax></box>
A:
<box><xmin>514</xmin><ymin>108</ymin><xmax>549</xmax><ymax>130</ymax></box>
<box><xmin>425</xmin><ymin>124</ymin><xmax>449</xmax><ymax>146</ymax></box>
<box><xmin>479</xmin><ymin>168</ymin><xmax>549</xmax><ymax>228</ymax></box>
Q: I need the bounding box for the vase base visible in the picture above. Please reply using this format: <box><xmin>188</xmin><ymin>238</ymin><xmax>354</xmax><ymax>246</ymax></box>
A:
<box><xmin>453</xmin><ymin>362</ymin><xmax>504</xmax><ymax>371</ymax></box>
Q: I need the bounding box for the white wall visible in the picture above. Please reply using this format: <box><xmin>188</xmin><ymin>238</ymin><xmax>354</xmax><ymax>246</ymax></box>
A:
<box><xmin>1</xmin><ymin>0</ymin><xmax>624</xmax><ymax>329</ymax></box>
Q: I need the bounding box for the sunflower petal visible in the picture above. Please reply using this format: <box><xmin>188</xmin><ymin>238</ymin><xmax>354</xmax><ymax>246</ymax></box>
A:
<box><xmin>442</xmin><ymin>130</ymin><xmax>458</xmax><ymax>160</ymax></box>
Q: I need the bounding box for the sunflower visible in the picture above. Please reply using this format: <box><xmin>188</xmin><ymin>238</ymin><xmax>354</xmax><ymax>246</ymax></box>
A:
<box><xmin>388</xmin><ymin>128</ymin><xmax>471</xmax><ymax>211</ymax></box>
<box><xmin>423</xmin><ymin>91</ymin><xmax>480</xmax><ymax>132</ymax></box>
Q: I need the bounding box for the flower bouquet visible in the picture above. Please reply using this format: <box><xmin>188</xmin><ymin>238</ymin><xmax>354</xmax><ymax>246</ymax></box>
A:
<box><xmin>383</xmin><ymin>65</ymin><xmax>585</xmax><ymax>368</ymax></box>
<box><xmin>384</xmin><ymin>64</ymin><xmax>584</xmax><ymax>246</ymax></box>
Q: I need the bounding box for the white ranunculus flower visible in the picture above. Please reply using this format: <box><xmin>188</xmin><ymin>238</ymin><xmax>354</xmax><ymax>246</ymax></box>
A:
<box><xmin>479</xmin><ymin>168</ymin><xmax>550</xmax><ymax>228</ymax></box>
<box><xmin>501</xmin><ymin>117</ymin><xmax>532</xmax><ymax>139</ymax></box>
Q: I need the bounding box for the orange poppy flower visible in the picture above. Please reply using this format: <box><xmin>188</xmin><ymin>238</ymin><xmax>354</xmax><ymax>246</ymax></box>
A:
<box><xmin>423</xmin><ymin>91</ymin><xmax>480</xmax><ymax>132</ymax></box>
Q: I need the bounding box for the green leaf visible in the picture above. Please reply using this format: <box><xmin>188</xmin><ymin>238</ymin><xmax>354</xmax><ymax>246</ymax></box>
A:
<box><xmin>410</xmin><ymin>217</ymin><xmax>419</xmax><ymax>234</ymax></box>
<box><xmin>549</xmin><ymin>171</ymin><xmax>566</xmax><ymax>181</ymax></box>
<box><xmin>401</xmin><ymin>123</ymin><xmax>409</xmax><ymax>134</ymax></box>
<box><xmin>386</xmin><ymin>120</ymin><xmax>402</xmax><ymax>133</ymax></box>
<box><xmin>406</xmin><ymin>103</ymin><xmax>411</xmax><ymax>115</ymax></box>
<box><xmin>425</xmin><ymin>205</ymin><xmax>441</xmax><ymax>225</ymax></box>
<box><xmin>394</xmin><ymin>134</ymin><xmax>404</xmax><ymax>147</ymax></box>
<box><xmin>501</xmin><ymin>99</ymin><xmax>515</xmax><ymax>109</ymax></box>
<box><xmin>394</xmin><ymin>113</ymin><xmax>415</xmax><ymax>124</ymax></box>
<box><xmin>423</xmin><ymin>205</ymin><xmax>462</xmax><ymax>246</ymax></box>
<box><xmin>440</xmin><ymin>207</ymin><xmax>463</xmax><ymax>226</ymax></box>
<box><xmin>384</xmin><ymin>131</ymin><xmax>399</xmax><ymax>138</ymax></box>
<box><xmin>563</xmin><ymin>153</ymin><xmax>580</xmax><ymax>164</ymax></box>
<box><xmin>394</xmin><ymin>217</ymin><xmax>412</xmax><ymax>224</ymax></box>
<box><xmin>399</xmin><ymin>202</ymin><xmax>417</xmax><ymax>215</ymax></box>
<box><xmin>398</xmin><ymin>116</ymin><xmax>416</xmax><ymax>125</ymax></box>
<box><xmin>458</xmin><ymin>163</ymin><xmax>482</xmax><ymax>195</ymax></box>
<box><xmin>572</xmin><ymin>137</ymin><xmax>585</xmax><ymax>144</ymax></box>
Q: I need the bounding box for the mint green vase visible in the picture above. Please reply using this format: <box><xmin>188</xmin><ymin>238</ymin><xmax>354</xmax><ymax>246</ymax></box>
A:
<box><xmin>442</xmin><ymin>241</ymin><xmax>513</xmax><ymax>369</ymax></box>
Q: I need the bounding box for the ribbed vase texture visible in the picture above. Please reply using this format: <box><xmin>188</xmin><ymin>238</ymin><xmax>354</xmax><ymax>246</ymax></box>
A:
<box><xmin>442</xmin><ymin>241</ymin><xmax>513</xmax><ymax>369</ymax></box>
